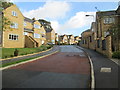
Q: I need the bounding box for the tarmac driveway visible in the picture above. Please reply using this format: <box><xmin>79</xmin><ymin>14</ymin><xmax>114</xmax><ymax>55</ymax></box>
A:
<box><xmin>2</xmin><ymin>45</ymin><xmax>90</xmax><ymax>88</ymax></box>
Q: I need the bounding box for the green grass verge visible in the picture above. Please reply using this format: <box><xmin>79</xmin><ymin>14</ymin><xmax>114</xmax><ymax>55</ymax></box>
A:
<box><xmin>2</xmin><ymin>45</ymin><xmax>53</xmax><ymax>59</ymax></box>
<box><xmin>1</xmin><ymin>56</ymin><xmax>42</xmax><ymax>68</ymax></box>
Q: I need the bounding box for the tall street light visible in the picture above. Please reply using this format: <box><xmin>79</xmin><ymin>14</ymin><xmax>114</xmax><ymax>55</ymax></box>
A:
<box><xmin>85</xmin><ymin>15</ymin><xmax>95</xmax><ymax>21</ymax></box>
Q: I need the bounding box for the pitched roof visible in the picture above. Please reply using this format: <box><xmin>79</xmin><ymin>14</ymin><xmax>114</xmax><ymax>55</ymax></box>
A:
<box><xmin>96</xmin><ymin>10</ymin><xmax>116</xmax><ymax>16</ymax></box>
<box><xmin>24</xmin><ymin>28</ymin><xmax>33</xmax><ymax>32</ymax></box>
<box><xmin>24</xmin><ymin>17</ymin><xmax>34</xmax><ymax>23</ymax></box>
<box><xmin>45</xmin><ymin>28</ymin><xmax>53</xmax><ymax>33</ymax></box>
<box><xmin>116</xmin><ymin>6</ymin><xmax>120</xmax><ymax>15</ymax></box>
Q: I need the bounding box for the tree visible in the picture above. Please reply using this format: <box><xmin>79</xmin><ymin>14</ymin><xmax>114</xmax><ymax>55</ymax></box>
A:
<box><xmin>0</xmin><ymin>0</ymin><xmax>14</xmax><ymax>31</ymax></box>
<box><xmin>0</xmin><ymin>0</ymin><xmax>13</xmax><ymax>46</ymax></box>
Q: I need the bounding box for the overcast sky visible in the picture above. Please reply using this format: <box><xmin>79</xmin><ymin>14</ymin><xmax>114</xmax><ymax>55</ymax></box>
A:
<box><xmin>13</xmin><ymin>1</ymin><xmax>118</xmax><ymax>36</ymax></box>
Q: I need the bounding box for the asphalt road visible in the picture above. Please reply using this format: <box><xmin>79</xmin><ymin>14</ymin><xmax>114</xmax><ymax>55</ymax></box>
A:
<box><xmin>2</xmin><ymin>45</ymin><xmax>90</xmax><ymax>88</ymax></box>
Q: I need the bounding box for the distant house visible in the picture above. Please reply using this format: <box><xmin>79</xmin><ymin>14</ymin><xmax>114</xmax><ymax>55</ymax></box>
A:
<box><xmin>81</xmin><ymin>29</ymin><xmax>91</xmax><ymax>48</ymax></box>
<box><xmin>59</xmin><ymin>34</ymin><xmax>68</xmax><ymax>44</ymax></box>
<box><xmin>67</xmin><ymin>35</ymin><xmax>74</xmax><ymax>45</ymax></box>
<box><xmin>74</xmin><ymin>36</ymin><xmax>81</xmax><ymax>45</ymax></box>
<box><xmin>55</xmin><ymin>33</ymin><xmax>59</xmax><ymax>45</ymax></box>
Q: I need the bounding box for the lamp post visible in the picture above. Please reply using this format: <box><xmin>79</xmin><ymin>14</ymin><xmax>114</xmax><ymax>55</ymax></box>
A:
<box><xmin>85</xmin><ymin>15</ymin><xmax>95</xmax><ymax>21</ymax></box>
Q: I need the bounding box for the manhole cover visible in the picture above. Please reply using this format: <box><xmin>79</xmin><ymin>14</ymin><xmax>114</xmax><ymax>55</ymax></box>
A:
<box><xmin>100</xmin><ymin>67</ymin><xmax>111</xmax><ymax>72</ymax></box>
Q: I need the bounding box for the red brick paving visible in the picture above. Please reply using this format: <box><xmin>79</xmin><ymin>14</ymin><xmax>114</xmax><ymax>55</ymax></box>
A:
<box><xmin>11</xmin><ymin>52</ymin><xmax>90</xmax><ymax>74</ymax></box>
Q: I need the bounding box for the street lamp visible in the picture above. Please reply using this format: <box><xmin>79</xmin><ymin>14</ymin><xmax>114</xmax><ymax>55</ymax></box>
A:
<box><xmin>85</xmin><ymin>15</ymin><xmax>95</xmax><ymax>21</ymax></box>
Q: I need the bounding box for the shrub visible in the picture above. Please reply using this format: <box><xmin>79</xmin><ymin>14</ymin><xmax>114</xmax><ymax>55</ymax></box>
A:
<box><xmin>10</xmin><ymin>55</ymin><xmax>14</xmax><ymax>57</ymax></box>
<box><xmin>112</xmin><ymin>51</ymin><xmax>120</xmax><ymax>59</ymax></box>
<box><xmin>5</xmin><ymin>56</ymin><xmax>7</xmax><ymax>58</ymax></box>
<box><xmin>14</xmin><ymin>49</ymin><xmax>19</xmax><ymax>56</ymax></box>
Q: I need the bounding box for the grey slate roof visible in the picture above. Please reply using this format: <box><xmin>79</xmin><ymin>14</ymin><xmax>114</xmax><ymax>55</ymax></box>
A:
<box><xmin>24</xmin><ymin>28</ymin><xmax>33</xmax><ymax>32</ymax></box>
<box><xmin>24</xmin><ymin>17</ymin><xmax>34</xmax><ymax>23</ymax></box>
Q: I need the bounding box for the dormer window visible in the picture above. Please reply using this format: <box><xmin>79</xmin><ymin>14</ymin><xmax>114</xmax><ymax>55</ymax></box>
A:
<box><xmin>12</xmin><ymin>11</ymin><xmax>17</xmax><ymax>16</ymax></box>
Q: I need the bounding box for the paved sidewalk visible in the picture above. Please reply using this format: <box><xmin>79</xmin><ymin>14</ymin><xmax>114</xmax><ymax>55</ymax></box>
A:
<box><xmin>76</xmin><ymin>46</ymin><xmax>119</xmax><ymax>89</ymax></box>
<box><xmin>1</xmin><ymin>46</ymin><xmax>60</xmax><ymax>65</ymax></box>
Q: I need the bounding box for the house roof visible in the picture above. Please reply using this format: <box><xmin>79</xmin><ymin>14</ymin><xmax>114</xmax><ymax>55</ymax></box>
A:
<box><xmin>38</xmin><ymin>19</ymin><xmax>51</xmax><ymax>24</ymax></box>
<box><xmin>45</xmin><ymin>28</ymin><xmax>53</xmax><ymax>33</ymax></box>
<box><xmin>24</xmin><ymin>17</ymin><xmax>34</xmax><ymax>23</ymax></box>
<box><xmin>24</xmin><ymin>28</ymin><xmax>33</xmax><ymax>32</ymax></box>
<box><xmin>96</xmin><ymin>10</ymin><xmax>116</xmax><ymax>17</ymax></box>
<box><xmin>116</xmin><ymin>6</ymin><xmax>120</xmax><ymax>15</ymax></box>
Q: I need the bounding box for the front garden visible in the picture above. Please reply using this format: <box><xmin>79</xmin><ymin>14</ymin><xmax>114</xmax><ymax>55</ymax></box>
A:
<box><xmin>1</xmin><ymin>45</ymin><xmax>53</xmax><ymax>59</ymax></box>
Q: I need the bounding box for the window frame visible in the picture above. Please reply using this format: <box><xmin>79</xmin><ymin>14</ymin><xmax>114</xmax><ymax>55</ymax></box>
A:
<box><xmin>9</xmin><ymin>34</ymin><xmax>18</xmax><ymax>40</ymax></box>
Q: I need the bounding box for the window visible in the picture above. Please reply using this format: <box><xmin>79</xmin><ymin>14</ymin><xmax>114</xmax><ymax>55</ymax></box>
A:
<box><xmin>24</xmin><ymin>32</ymin><xmax>28</xmax><ymax>35</ymax></box>
<box><xmin>12</xmin><ymin>11</ymin><xmax>17</xmax><ymax>16</ymax></box>
<box><xmin>24</xmin><ymin>22</ymin><xmax>27</xmax><ymax>26</ymax></box>
<box><xmin>10</xmin><ymin>22</ymin><xmax>18</xmax><ymax>29</ymax></box>
<box><xmin>34</xmin><ymin>24</ymin><xmax>40</xmax><ymax>29</ymax></box>
<box><xmin>9</xmin><ymin>34</ymin><xmax>18</xmax><ymax>40</ymax></box>
<box><xmin>104</xmin><ymin>17</ymin><xmax>114</xmax><ymax>24</ymax></box>
<box><xmin>34</xmin><ymin>33</ymin><xmax>40</xmax><ymax>38</ymax></box>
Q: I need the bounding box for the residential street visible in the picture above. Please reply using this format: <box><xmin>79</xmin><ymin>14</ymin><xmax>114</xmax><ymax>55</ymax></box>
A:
<box><xmin>77</xmin><ymin>46</ymin><xmax>119</xmax><ymax>88</ymax></box>
<box><xmin>2</xmin><ymin>45</ymin><xmax>90</xmax><ymax>88</ymax></box>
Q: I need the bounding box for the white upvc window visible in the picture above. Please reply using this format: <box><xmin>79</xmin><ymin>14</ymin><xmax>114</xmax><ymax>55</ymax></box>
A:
<box><xmin>10</xmin><ymin>22</ymin><xmax>18</xmax><ymax>29</ymax></box>
<box><xmin>34</xmin><ymin>24</ymin><xmax>40</xmax><ymax>29</ymax></box>
<box><xmin>24</xmin><ymin>22</ymin><xmax>27</xmax><ymax>26</ymax></box>
<box><xmin>104</xmin><ymin>17</ymin><xmax>115</xmax><ymax>24</ymax></box>
<box><xmin>24</xmin><ymin>32</ymin><xmax>28</xmax><ymax>35</ymax></box>
<box><xmin>12</xmin><ymin>11</ymin><xmax>17</xmax><ymax>16</ymax></box>
<box><xmin>9</xmin><ymin>34</ymin><xmax>18</xmax><ymax>40</ymax></box>
<box><xmin>34</xmin><ymin>33</ymin><xmax>40</xmax><ymax>38</ymax></box>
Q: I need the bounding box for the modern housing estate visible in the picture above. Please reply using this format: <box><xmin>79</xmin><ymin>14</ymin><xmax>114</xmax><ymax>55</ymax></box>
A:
<box><xmin>81</xmin><ymin>6</ymin><xmax>120</xmax><ymax>58</ymax></box>
<box><xmin>1</xmin><ymin>4</ymin><xmax>55</xmax><ymax>48</ymax></box>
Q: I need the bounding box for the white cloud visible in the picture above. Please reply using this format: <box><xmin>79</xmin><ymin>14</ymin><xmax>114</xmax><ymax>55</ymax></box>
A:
<box><xmin>23</xmin><ymin>1</ymin><xmax>70</xmax><ymax>20</ymax></box>
<box><xmin>51</xmin><ymin>12</ymin><xmax>96</xmax><ymax>35</ymax></box>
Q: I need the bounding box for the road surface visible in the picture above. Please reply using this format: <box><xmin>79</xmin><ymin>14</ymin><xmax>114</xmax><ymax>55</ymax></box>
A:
<box><xmin>2</xmin><ymin>45</ymin><xmax>90</xmax><ymax>88</ymax></box>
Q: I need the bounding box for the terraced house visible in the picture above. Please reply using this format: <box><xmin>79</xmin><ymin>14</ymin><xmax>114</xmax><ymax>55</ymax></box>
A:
<box><xmin>2</xmin><ymin>4</ymin><xmax>24</xmax><ymax>48</ymax></box>
<box><xmin>55</xmin><ymin>33</ymin><xmax>59</xmax><ymax>45</ymax></box>
<box><xmin>81</xmin><ymin>6</ymin><xmax>120</xmax><ymax>58</ymax></box>
<box><xmin>81</xmin><ymin>29</ymin><xmax>91</xmax><ymax>48</ymax></box>
<box><xmin>95</xmin><ymin>10</ymin><xmax>118</xmax><ymax>57</ymax></box>
<box><xmin>74</xmin><ymin>36</ymin><xmax>81</xmax><ymax>45</ymax></box>
<box><xmin>67</xmin><ymin>35</ymin><xmax>74</xmax><ymax>45</ymax></box>
<box><xmin>39</xmin><ymin>19</ymin><xmax>55</xmax><ymax>44</ymax></box>
<box><xmin>59</xmin><ymin>34</ymin><xmax>68</xmax><ymax>44</ymax></box>
<box><xmin>2</xmin><ymin>3</ymin><xmax>53</xmax><ymax>48</ymax></box>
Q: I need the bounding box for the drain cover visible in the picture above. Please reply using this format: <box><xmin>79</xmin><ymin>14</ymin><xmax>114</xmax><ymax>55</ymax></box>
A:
<box><xmin>100</xmin><ymin>67</ymin><xmax>111</xmax><ymax>72</ymax></box>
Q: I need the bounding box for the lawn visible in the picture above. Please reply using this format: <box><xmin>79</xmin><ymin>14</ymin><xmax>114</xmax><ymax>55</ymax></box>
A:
<box><xmin>2</xmin><ymin>45</ymin><xmax>53</xmax><ymax>59</ymax></box>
